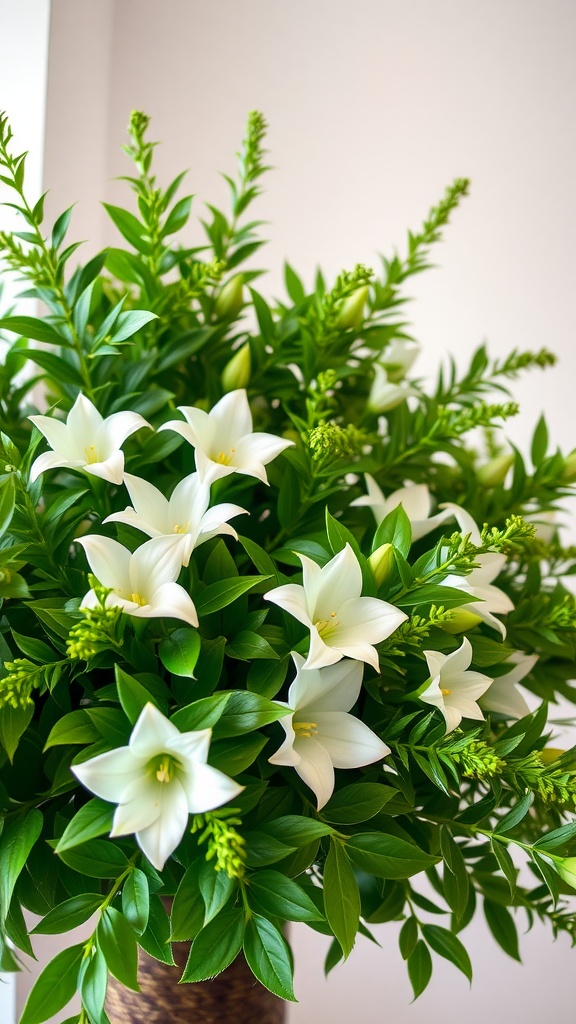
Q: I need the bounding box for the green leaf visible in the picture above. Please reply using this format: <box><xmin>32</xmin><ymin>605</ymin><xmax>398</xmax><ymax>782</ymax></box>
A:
<box><xmin>163</xmin><ymin>195</ymin><xmax>193</xmax><ymax>235</ymax></box>
<box><xmin>491</xmin><ymin>838</ymin><xmax>517</xmax><ymax>897</ymax></box>
<box><xmin>98</xmin><ymin>907</ymin><xmax>139</xmax><ymax>990</ymax></box>
<box><xmin>209</xmin><ymin>732</ymin><xmax>268</xmax><ymax>775</ymax></box>
<box><xmin>0</xmin><ymin>316</ymin><xmax>67</xmax><ymax>346</ymax></box>
<box><xmin>345</xmin><ymin>832</ymin><xmax>439</xmax><ymax>878</ymax></box>
<box><xmin>170</xmin><ymin>692</ymin><xmax>232</xmax><ymax>731</ymax></box>
<box><xmin>247</xmin><ymin>656</ymin><xmax>289</xmax><ymax>698</ymax></box>
<box><xmin>58</xmin><ymin>839</ymin><xmax>129</xmax><ymax>878</ymax></box>
<box><xmin>18</xmin><ymin>943</ymin><xmax>84</xmax><ymax>1024</ymax></box>
<box><xmin>494</xmin><ymin>791</ymin><xmax>534</xmax><ymax>835</ymax></box>
<box><xmin>212</xmin><ymin>690</ymin><xmax>289</xmax><ymax>737</ymax></box>
<box><xmin>243</xmin><ymin>915</ymin><xmax>296</xmax><ymax>1001</ymax></box>
<box><xmin>245</xmin><ymin>832</ymin><xmax>297</xmax><ymax>868</ymax></box>
<box><xmin>373</xmin><ymin>504</ymin><xmax>412</xmax><ymax>558</ymax></box>
<box><xmin>181</xmin><ymin>907</ymin><xmax>244</xmax><ymax>982</ymax></box>
<box><xmin>249</xmin><ymin>870</ymin><xmax>324</xmax><ymax>923</ymax></box>
<box><xmin>407</xmin><ymin>940</ymin><xmax>433</xmax><ymax>1000</ymax></box>
<box><xmin>32</xmin><ymin>894</ymin><xmax>102</xmax><ymax>935</ymax></box>
<box><xmin>421</xmin><ymin>924</ymin><xmax>472</xmax><ymax>981</ymax></box>
<box><xmin>0</xmin><ymin>476</ymin><xmax>15</xmax><ymax>537</ymax></box>
<box><xmin>170</xmin><ymin>861</ymin><xmax>205</xmax><ymax>941</ymax></box>
<box><xmin>284</xmin><ymin>261</ymin><xmax>306</xmax><ymax>304</ymax></box>
<box><xmin>79</xmin><ymin>946</ymin><xmax>108</xmax><ymax>1024</ymax></box>
<box><xmin>11</xmin><ymin>630</ymin><xmax>54</xmax><ymax>663</ymax></box>
<box><xmin>531</xmin><ymin>414</ymin><xmax>548</xmax><ymax>466</ymax></box>
<box><xmin>115</xmin><ymin>665</ymin><xmax>157</xmax><ymax>724</ymax></box>
<box><xmin>483</xmin><ymin>899</ymin><xmax>521</xmax><ymax>961</ymax></box>
<box><xmin>23</xmin><ymin>349</ymin><xmax>84</xmax><ymax>386</ymax></box>
<box><xmin>56</xmin><ymin>798</ymin><xmax>114</xmax><ymax>853</ymax></box>
<box><xmin>0</xmin><ymin>810</ymin><xmax>43</xmax><ymax>923</ymax></box>
<box><xmin>139</xmin><ymin>895</ymin><xmax>175</xmax><ymax>965</ymax></box>
<box><xmin>226</xmin><ymin>630</ymin><xmax>278</xmax><ymax>660</ymax></box>
<box><xmin>323</xmin><ymin>783</ymin><xmax>396</xmax><ymax>824</ymax></box>
<box><xmin>0</xmin><ymin>700</ymin><xmax>34</xmax><ymax>761</ymax></box>
<box><xmin>44</xmin><ymin>710</ymin><xmax>100</xmax><ymax>749</ymax></box>
<box><xmin>259</xmin><ymin>815</ymin><xmax>333</xmax><ymax>847</ymax></box>
<box><xmin>103</xmin><ymin>203</ymin><xmax>150</xmax><ymax>253</ymax></box>
<box><xmin>110</xmin><ymin>309</ymin><xmax>158</xmax><ymax>343</ymax></box>
<box><xmin>196</xmin><ymin>575</ymin><xmax>272</xmax><ymax>616</ymax></box>
<box><xmin>158</xmin><ymin>628</ymin><xmax>201</xmax><ymax>678</ymax></box>
<box><xmin>399</xmin><ymin>916</ymin><xmax>418</xmax><ymax>960</ymax></box>
<box><xmin>199</xmin><ymin>861</ymin><xmax>236</xmax><ymax>924</ymax></box>
<box><xmin>51</xmin><ymin>205</ymin><xmax>74</xmax><ymax>249</ymax></box>
<box><xmin>323</xmin><ymin>841</ymin><xmax>360</xmax><ymax>958</ymax></box>
<box><xmin>122</xmin><ymin>868</ymin><xmax>150</xmax><ymax>935</ymax></box>
<box><xmin>440</xmin><ymin>827</ymin><xmax>469</xmax><ymax>924</ymax></box>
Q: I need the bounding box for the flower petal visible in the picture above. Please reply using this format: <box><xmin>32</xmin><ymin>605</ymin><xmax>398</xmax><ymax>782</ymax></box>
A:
<box><xmin>264</xmin><ymin>583</ymin><xmax>312</xmax><ymax>628</ymax></box>
<box><xmin>146</xmin><ymin>582</ymin><xmax>199</xmax><ymax>627</ymax></box>
<box><xmin>29</xmin><ymin>450</ymin><xmax>84</xmax><ymax>482</ymax></box>
<box><xmin>110</xmin><ymin>777</ymin><xmax>163</xmax><ymax>835</ymax></box>
<box><xmin>129</xmin><ymin>535</ymin><xmax>185</xmax><ymax>594</ymax></box>
<box><xmin>129</xmin><ymin>703</ymin><xmax>182</xmax><ymax>758</ymax></box>
<box><xmin>334</xmin><ymin>596</ymin><xmax>407</xmax><ymax>646</ymax></box>
<box><xmin>136</xmin><ymin>778</ymin><xmax>190</xmax><ymax>869</ymax></box>
<box><xmin>312</xmin><ymin>545</ymin><xmax>363</xmax><ymax>619</ymax></box>
<box><xmin>28</xmin><ymin>414</ymin><xmax>74</xmax><ymax>456</ymax></box>
<box><xmin>77</xmin><ymin>535</ymin><xmax>132</xmax><ymax>594</ymax></box>
<box><xmin>72</xmin><ymin>746</ymin><xmax>147</xmax><ymax>801</ymax></box>
<box><xmin>97</xmin><ymin>410</ymin><xmax>150</xmax><ymax>454</ymax></box>
<box><xmin>313</xmin><ymin>712</ymin><xmax>389</xmax><ymax>768</ymax></box>
<box><xmin>210</xmin><ymin>389</ymin><xmax>253</xmax><ymax>443</ymax></box>
<box><xmin>292</xmin><ymin>736</ymin><xmax>335</xmax><ymax>809</ymax></box>
<box><xmin>123</xmin><ymin>473</ymin><xmax>170</xmax><ymax>531</ymax></box>
<box><xmin>84</xmin><ymin>451</ymin><xmax>125</xmax><ymax>485</ymax></box>
<box><xmin>289</xmin><ymin>655</ymin><xmax>364</xmax><ymax>714</ymax></box>
<box><xmin>67</xmin><ymin>393</ymin><xmax>103</xmax><ymax>443</ymax></box>
<box><xmin>179</xmin><ymin>760</ymin><xmax>244</xmax><ymax>814</ymax></box>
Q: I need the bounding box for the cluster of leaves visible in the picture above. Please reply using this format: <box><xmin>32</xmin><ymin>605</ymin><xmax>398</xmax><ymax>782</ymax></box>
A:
<box><xmin>0</xmin><ymin>107</ymin><xmax>576</xmax><ymax>1024</ymax></box>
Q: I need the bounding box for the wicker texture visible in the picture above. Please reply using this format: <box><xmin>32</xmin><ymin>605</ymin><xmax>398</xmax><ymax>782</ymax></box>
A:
<box><xmin>106</xmin><ymin>940</ymin><xmax>287</xmax><ymax>1024</ymax></box>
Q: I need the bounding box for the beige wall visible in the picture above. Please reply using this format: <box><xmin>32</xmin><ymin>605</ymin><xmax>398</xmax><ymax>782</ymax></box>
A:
<box><xmin>27</xmin><ymin>0</ymin><xmax>576</xmax><ymax>1020</ymax></box>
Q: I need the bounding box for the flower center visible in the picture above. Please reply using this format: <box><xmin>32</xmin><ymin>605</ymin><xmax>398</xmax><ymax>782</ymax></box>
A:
<box><xmin>84</xmin><ymin>444</ymin><xmax>99</xmax><ymax>465</ymax></box>
<box><xmin>214</xmin><ymin>447</ymin><xmax>236</xmax><ymax>465</ymax></box>
<box><xmin>314</xmin><ymin>611</ymin><xmax>340</xmax><ymax>638</ymax></box>
<box><xmin>131</xmin><ymin>592</ymin><xmax>147</xmax><ymax>606</ymax></box>
<box><xmin>294</xmin><ymin>720</ymin><xmax>319</xmax><ymax>739</ymax></box>
<box><xmin>440</xmin><ymin>688</ymin><xmax>452</xmax><ymax>696</ymax></box>
<box><xmin>173</xmin><ymin>522</ymin><xmax>189</xmax><ymax>534</ymax></box>
<box><xmin>149</xmin><ymin>754</ymin><xmax>179</xmax><ymax>784</ymax></box>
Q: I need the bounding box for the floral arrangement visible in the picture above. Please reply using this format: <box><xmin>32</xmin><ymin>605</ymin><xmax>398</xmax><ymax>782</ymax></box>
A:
<box><xmin>1</xmin><ymin>109</ymin><xmax>576</xmax><ymax>1023</ymax></box>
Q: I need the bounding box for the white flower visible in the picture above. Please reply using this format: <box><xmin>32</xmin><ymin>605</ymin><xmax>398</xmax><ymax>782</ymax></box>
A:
<box><xmin>72</xmin><ymin>703</ymin><xmax>243</xmax><ymax>870</ymax></box>
<box><xmin>265</xmin><ymin>543</ymin><xmax>407</xmax><ymax>671</ymax></box>
<box><xmin>479</xmin><ymin>651</ymin><xmax>537</xmax><ymax>719</ymax></box>
<box><xmin>352</xmin><ymin>475</ymin><xmax>454</xmax><ymax>541</ymax></box>
<box><xmin>77</xmin><ymin>534</ymin><xmax>198</xmax><ymax>626</ymax></box>
<box><xmin>367</xmin><ymin>364</ymin><xmax>418</xmax><ymax>413</ymax></box>
<box><xmin>378</xmin><ymin>339</ymin><xmax>421</xmax><ymax>381</ymax></box>
<box><xmin>104</xmin><ymin>472</ymin><xmax>247</xmax><ymax>567</ymax></box>
<box><xmin>419</xmin><ymin>637</ymin><xmax>493</xmax><ymax>732</ymax></box>
<box><xmin>440</xmin><ymin>552</ymin><xmax>514</xmax><ymax>637</ymax></box>
<box><xmin>29</xmin><ymin>392</ymin><xmax>150</xmax><ymax>485</ymax></box>
<box><xmin>269</xmin><ymin>653</ymin><xmax>390</xmax><ymax>809</ymax></box>
<box><xmin>159</xmin><ymin>389</ymin><xmax>293</xmax><ymax>485</ymax></box>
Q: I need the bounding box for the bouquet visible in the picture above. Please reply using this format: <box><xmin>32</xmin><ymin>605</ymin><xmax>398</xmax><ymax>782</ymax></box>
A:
<box><xmin>1</xmin><ymin>108</ymin><xmax>576</xmax><ymax>1023</ymax></box>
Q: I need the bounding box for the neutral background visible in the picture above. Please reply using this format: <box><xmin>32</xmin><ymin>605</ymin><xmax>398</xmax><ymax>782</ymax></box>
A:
<box><xmin>4</xmin><ymin>0</ymin><xmax>576</xmax><ymax>1020</ymax></box>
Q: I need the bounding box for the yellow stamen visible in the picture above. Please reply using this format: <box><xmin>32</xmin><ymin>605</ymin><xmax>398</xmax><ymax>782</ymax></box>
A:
<box><xmin>156</xmin><ymin>757</ymin><xmax>174</xmax><ymax>783</ymax></box>
<box><xmin>294</xmin><ymin>720</ymin><xmax>319</xmax><ymax>739</ymax></box>
<box><xmin>131</xmin><ymin>592</ymin><xmax>146</xmax><ymax>606</ymax></box>
<box><xmin>440</xmin><ymin>688</ymin><xmax>452</xmax><ymax>696</ymax></box>
<box><xmin>314</xmin><ymin>613</ymin><xmax>340</xmax><ymax>637</ymax></box>
<box><xmin>173</xmin><ymin>522</ymin><xmax>189</xmax><ymax>534</ymax></box>
<box><xmin>84</xmin><ymin>444</ymin><xmax>99</xmax><ymax>465</ymax></box>
<box><xmin>214</xmin><ymin>447</ymin><xmax>236</xmax><ymax>465</ymax></box>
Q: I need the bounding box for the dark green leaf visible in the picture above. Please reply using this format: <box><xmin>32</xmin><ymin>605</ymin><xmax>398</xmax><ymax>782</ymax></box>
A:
<box><xmin>483</xmin><ymin>899</ymin><xmax>521</xmax><ymax>961</ymax></box>
<box><xmin>98</xmin><ymin>907</ymin><xmax>139</xmax><ymax>990</ymax></box>
<box><xmin>323</xmin><ymin>840</ymin><xmax>360</xmax><ymax>958</ymax></box>
<box><xmin>122</xmin><ymin>868</ymin><xmax>150</xmax><ymax>935</ymax></box>
<box><xmin>422</xmin><ymin>924</ymin><xmax>472</xmax><ymax>980</ymax></box>
<box><xmin>58</xmin><ymin>839</ymin><xmax>129</xmax><ymax>878</ymax></box>
<box><xmin>181</xmin><ymin>908</ymin><xmax>244</xmax><ymax>981</ymax></box>
<box><xmin>494</xmin><ymin>792</ymin><xmax>534</xmax><ymax>835</ymax></box>
<box><xmin>346</xmin><ymin>832</ymin><xmax>439</xmax><ymax>878</ymax></box>
<box><xmin>0</xmin><ymin>316</ymin><xmax>67</xmax><ymax>346</ymax></box>
<box><xmin>373</xmin><ymin>504</ymin><xmax>412</xmax><ymax>558</ymax></box>
<box><xmin>399</xmin><ymin>916</ymin><xmax>418</xmax><ymax>960</ymax></box>
<box><xmin>0</xmin><ymin>810</ymin><xmax>43</xmax><ymax>922</ymax></box>
<box><xmin>199</xmin><ymin>861</ymin><xmax>236</xmax><ymax>924</ymax></box>
<box><xmin>323</xmin><ymin>783</ymin><xmax>396</xmax><ymax>824</ymax></box>
<box><xmin>170</xmin><ymin>861</ymin><xmax>205</xmax><ymax>941</ymax></box>
<box><xmin>79</xmin><ymin>946</ymin><xmax>109</xmax><ymax>1024</ymax></box>
<box><xmin>158</xmin><ymin>628</ymin><xmax>201</xmax><ymax>678</ymax></box>
<box><xmin>248</xmin><ymin>870</ymin><xmax>323</xmax><ymax>923</ymax></box>
<box><xmin>18</xmin><ymin>943</ymin><xmax>84</xmax><ymax>1024</ymax></box>
<box><xmin>115</xmin><ymin>665</ymin><xmax>157</xmax><ymax>724</ymax></box>
<box><xmin>243</xmin><ymin>915</ymin><xmax>296</xmax><ymax>1001</ymax></box>
<box><xmin>56</xmin><ymin>798</ymin><xmax>114</xmax><ymax>853</ymax></box>
<box><xmin>32</xmin><ymin>894</ymin><xmax>102</xmax><ymax>935</ymax></box>
<box><xmin>491</xmin><ymin>838</ymin><xmax>517</xmax><ymax>897</ymax></box>
<box><xmin>196</xmin><ymin>575</ymin><xmax>271</xmax><ymax>616</ymax></box>
<box><xmin>407</xmin><ymin>940</ymin><xmax>432</xmax><ymax>1000</ymax></box>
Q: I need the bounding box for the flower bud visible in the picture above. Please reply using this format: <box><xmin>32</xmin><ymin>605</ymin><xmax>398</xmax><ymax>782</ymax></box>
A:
<box><xmin>538</xmin><ymin>747</ymin><xmax>565</xmax><ymax>765</ymax></box>
<box><xmin>561</xmin><ymin>449</ymin><xmax>576</xmax><ymax>482</ymax></box>
<box><xmin>368</xmin><ymin>543</ymin><xmax>394</xmax><ymax>587</ymax></box>
<box><xmin>476</xmin><ymin>453</ymin><xmax>514</xmax><ymax>488</ymax></box>
<box><xmin>337</xmin><ymin>285</ymin><xmax>369</xmax><ymax>331</ymax></box>
<box><xmin>439</xmin><ymin>608</ymin><xmax>483</xmax><ymax>633</ymax></box>
<box><xmin>553</xmin><ymin>857</ymin><xmax>576</xmax><ymax>890</ymax></box>
<box><xmin>215</xmin><ymin>274</ymin><xmax>245</xmax><ymax>319</ymax></box>
<box><xmin>380</xmin><ymin>339</ymin><xmax>421</xmax><ymax>382</ymax></box>
<box><xmin>367</xmin><ymin>364</ymin><xmax>418</xmax><ymax>413</ymax></box>
<box><xmin>221</xmin><ymin>343</ymin><xmax>251</xmax><ymax>392</ymax></box>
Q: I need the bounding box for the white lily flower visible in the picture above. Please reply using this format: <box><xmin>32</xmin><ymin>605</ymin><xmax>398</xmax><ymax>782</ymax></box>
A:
<box><xmin>440</xmin><ymin>553</ymin><xmax>514</xmax><ymax>637</ymax></box>
<box><xmin>29</xmin><ymin>392</ymin><xmax>150</xmax><ymax>485</ymax></box>
<box><xmin>265</xmin><ymin>543</ymin><xmax>407</xmax><ymax>671</ymax></box>
<box><xmin>419</xmin><ymin>637</ymin><xmax>493</xmax><ymax>733</ymax></box>
<box><xmin>104</xmin><ymin>472</ymin><xmax>247</xmax><ymax>567</ymax></box>
<box><xmin>367</xmin><ymin>364</ymin><xmax>418</xmax><ymax>413</ymax></box>
<box><xmin>378</xmin><ymin>339</ymin><xmax>421</xmax><ymax>381</ymax></box>
<box><xmin>479</xmin><ymin>651</ymin><xmax>537</xmax><ymax>718</ymax></box>
<box><xmin>77</xmin><ymin>534</ymin><xmax>198</xmax><ymax>626</ymax></box>
<box><xmin>269</xmin><ymin>653</ymin><xmax>390</xmax><ymax>809</ymax></box>
<box><xmin>159</xmin><ymin>388</ymin><xmax>293</xmax><ymax>485</ymax></box>
<box><xmin>72</xmin><ymin>703</ymin><xmax>243</xmax><ymax>870</ymax></box>
<box><xmin>351</xmin><ymin>475</ymin><xmax>454</xmax><ymax>541</ymax></box>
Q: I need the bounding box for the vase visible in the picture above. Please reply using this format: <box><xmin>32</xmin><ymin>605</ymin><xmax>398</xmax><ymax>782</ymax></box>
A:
<box><xmin>105</xmin><ymin>938</ymin><xmax>287</xmax><ymax>1024</ymax></box>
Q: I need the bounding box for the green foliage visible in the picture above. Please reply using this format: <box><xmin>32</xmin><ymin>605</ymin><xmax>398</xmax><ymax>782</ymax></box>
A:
<box><xmin>0</xmin><ymin>106</ymin><xmax>575</xmax><ymax>1018</ymax></box>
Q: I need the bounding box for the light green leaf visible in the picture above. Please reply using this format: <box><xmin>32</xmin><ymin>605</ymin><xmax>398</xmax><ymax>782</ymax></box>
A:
<box><xmin>19</xmin><ymin>943</ymin><xmax>84</xmax><ymax>1024</ymax></box>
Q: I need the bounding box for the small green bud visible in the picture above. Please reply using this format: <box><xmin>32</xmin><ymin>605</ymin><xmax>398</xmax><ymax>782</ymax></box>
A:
<box><xmin>439</xmin><ymin>608</ymin><xmax>483</xmax><ymax>633</ymax></box>
<box><xmin>368</xmin><ymin>543</ymin><xmax>394</xmax><ymax>587</ymax></box>
<box><xmin>221</xmin><ymin>343</ymin><xmax>251</xmax><ymax>392</ymax></box>
<box><xmin>553</xmin><ymin>856</ymin><xmax>576</xmax><ymax>890</ymax></box>
<box><xmin>215</xmin><ymin>274</ymin><xmax>245</xmax><ymax>319</ymax></box>
<box><xmin>539</xmin><ymin>747</ymin><xmax>565</xmax><ymax>765</ymax></box>
<box><xmin>336</xmin><ymin>285</ymin><xmax>369</xmax><ymax>331</ymax></box>
<box><xmin>476</xmin><ymin>454</ymin><xmax>514</xmax><ymax>488</ymax></box>
<box><xmin>561</xmin><ymin>450</ymin><xmax>576</xmax><ymax>482</ymax></box>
